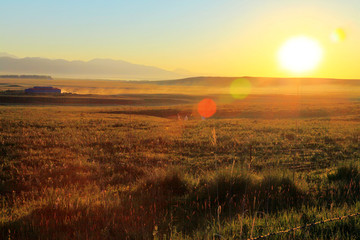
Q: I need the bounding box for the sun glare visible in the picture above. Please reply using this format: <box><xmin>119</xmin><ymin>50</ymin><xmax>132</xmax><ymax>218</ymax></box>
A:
<box><xmin>278</xmin><ymin>36</ymin><xmax>323</xmax><ymax>74</ymax></box>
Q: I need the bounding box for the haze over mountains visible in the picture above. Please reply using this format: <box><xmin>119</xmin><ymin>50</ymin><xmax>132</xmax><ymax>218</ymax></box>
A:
<box><xmin>0</xmin><ymin>52</ymin><xmax>359</xmax><ymax>93</ymax></box>
<box><xmin>0</xmin><ymin>52</ymin><xmax>18</xmax><ymax>58</ymax></box>
<box><xmin>0</xmin><ymin>53</ymin><xmax>188</xmax><ymax>80</ymax></box>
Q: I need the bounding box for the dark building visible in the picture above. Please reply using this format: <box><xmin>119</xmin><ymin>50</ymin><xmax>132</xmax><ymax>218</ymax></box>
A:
<box><xmin>25</xmin><ymin>86</ymin><xmax>61</xmax><ymax>94</ymax></box>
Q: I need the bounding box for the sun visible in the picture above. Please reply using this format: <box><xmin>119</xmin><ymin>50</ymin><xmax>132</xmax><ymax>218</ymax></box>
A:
<box><xmin>278</xmin><ymin>36</ymin><xmax>323</xmax><ymax>74</ymax></box>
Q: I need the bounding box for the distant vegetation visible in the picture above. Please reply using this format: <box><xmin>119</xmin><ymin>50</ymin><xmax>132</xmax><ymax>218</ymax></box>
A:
<box><xmin>0</xmin><ymin>75</ymin><xmax>52</xmax><ymax>79</ymax></box>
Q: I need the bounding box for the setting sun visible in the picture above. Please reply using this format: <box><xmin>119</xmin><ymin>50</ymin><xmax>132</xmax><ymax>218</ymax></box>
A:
<box><xmin>278</xmin><ymin>36</ymin><xmax>323</xmax><ymax>74</ymax></box>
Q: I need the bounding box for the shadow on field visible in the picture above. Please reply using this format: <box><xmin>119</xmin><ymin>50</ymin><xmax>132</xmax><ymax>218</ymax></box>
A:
<box><xmin>1</xmin><ymin>203</ymin><xmax>159</xmax><ymax>240</ymax></box>
<box><xmin>100</xmin><ymin>106</ymin><xmax>337</xmax><ymax>120</ymax></box>
<box><xmin>2</xmin><ymin>165</ymin><xmax>360</xmax><ymax>239</ymax></box>
<box><xmin>1</xmin><ymin>170</ymin><xmax>305</xmax><ymax>239</ymax></box>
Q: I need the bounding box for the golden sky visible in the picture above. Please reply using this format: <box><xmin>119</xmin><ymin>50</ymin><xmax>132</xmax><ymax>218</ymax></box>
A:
<box><xmin>1</xmin><ymin>0</ymin><xmax>359</xmax><ymax>78</ymax></box>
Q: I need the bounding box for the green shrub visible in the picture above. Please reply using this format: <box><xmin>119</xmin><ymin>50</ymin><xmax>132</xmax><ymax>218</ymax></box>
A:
<box><xmin>138</xmin><ymin>168</ymin><xmax>190</xmax><ymax>197</ymax></box>
<box><xmin>328</xmin><ymin>164</ymin><xmax>359</xmax><ymax>183</ymax></box>
<box><xmin>259</xmin><ymin>175</ymin><xmax>306</xmax><ymax>211</ymax></box>
<box><xmin>326</xmin><ymin>164</ymin><xmax>360</xmax><ymax>203</ymax></box>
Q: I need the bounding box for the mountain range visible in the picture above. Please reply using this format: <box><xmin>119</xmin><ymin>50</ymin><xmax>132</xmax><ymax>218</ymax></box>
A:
<box><xmin>0</xmin><ymin>53</ymin><xmax>189</xmax><ymax>80</ymax></box>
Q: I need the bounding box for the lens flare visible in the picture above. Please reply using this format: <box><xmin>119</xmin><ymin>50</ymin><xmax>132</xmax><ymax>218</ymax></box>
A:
<box><xmin>331</xmin><ymin>28</ymin><xmax>346</xmax><ymax>43</ymax></box>
<box><xmin>230</xmin><ymin>78</ymin><xmax>251</xmax><ymax>99</ymax></box>
<box><xmin>198</xmin><ymin>98</ymin><xmax>216</xmax><ymax>118</ymax></box>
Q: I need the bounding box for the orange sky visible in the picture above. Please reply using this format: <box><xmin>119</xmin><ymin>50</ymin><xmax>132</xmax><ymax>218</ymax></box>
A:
<box><xmin>1</xmin><ymin>1</ymin><xmax>359</xmax><ymax>78</ymax></box>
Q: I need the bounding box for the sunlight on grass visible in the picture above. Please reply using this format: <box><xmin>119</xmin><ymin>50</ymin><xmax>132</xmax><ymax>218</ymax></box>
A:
<box><xmin>0</xmin><ymin>101</ymin><xmax>359</xmax><ymax>239</ymax></box>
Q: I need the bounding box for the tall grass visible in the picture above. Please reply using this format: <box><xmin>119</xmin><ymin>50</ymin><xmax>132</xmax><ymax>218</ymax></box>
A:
<box><xmin>0</xmin><ymin>104</ymin><xmax>359</xmax><ymax>239</ymax></box>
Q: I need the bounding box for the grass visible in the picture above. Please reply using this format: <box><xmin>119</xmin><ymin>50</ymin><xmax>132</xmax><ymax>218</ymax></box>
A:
<box><xmin>0</xmin><ymin>95</ymin><xmax>359</xmax><ymax>239</ymax></box>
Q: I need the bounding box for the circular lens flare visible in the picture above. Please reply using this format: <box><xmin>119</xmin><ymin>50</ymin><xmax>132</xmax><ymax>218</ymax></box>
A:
<box><xmin>278</xmin><ymin>36</ymin><xmax>323</xmax><ymax>73</ymax></box>
<box><xmin>230</xmin><ymin>78</ymin><xmax>251</xmax><ymax>99</ymax></box>
<box><xmin>331</xmin><ymin>28</ymin><xmax>346</xmax><ymax>43</ymax></box>
<box><xmin>198</xmin><ymin>98</ymin><xmax>216</xmax><ymax>118</ymax></box>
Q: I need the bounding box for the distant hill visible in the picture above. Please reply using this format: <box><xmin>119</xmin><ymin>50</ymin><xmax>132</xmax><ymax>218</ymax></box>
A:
<box><xmin>137</xmin><ymin>76</ymin><xmax>360</xmax><ymax>87</ymax></box>
<box><xmin>0</xmin><ymin>56</ymin><xmax>185</xmax><ymax>80</ymax></box>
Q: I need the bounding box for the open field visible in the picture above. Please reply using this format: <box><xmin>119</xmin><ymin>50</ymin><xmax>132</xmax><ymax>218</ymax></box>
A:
<box><xmin>1</xmin><ymin>76</ymin><xmax>360</xmax><ymax>96</ymax></box>
<box><xmin>2</xmin><ymin>0</ymin><xmax>360</xmax><ymax>238</ymax></box>
<box><xmin>1</xmin><ymin>89</ymin><xmax>359</xmax><ymax>239</ymax></box>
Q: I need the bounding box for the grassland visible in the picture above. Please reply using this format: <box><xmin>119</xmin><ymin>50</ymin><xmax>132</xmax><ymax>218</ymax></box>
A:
<box><xmin>1</xmin><ymin>76</ymin><xmax>360</xmax><ymax>96</ymax></box>
<box><xmin>0</xmin><ymin>91</ymin><xmax>359</xmax><ymax>239</ymax></box>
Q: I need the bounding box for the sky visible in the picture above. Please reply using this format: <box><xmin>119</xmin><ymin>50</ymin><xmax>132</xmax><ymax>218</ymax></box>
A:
<box><xmin>1</xmin><ymin>0</ymin><xmax>360</xmax><ymax>78</ymax></box>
